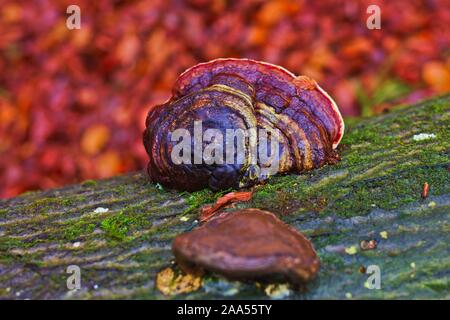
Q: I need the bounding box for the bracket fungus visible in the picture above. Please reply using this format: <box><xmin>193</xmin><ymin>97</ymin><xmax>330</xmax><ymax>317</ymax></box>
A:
<box><xmin>172</xmin><ymin>209</ymin><xmax>320</xmax><ymax>285</ymax></box>
<box><xmin>143</xmin><ymin>58</ymin><xmax>344</xmax><ymax>191</ymax></box>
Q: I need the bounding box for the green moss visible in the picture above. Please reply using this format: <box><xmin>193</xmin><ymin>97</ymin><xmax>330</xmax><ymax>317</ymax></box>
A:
<box><xmin>81</xmin><ymin>179</ymin><xmax>97</xmax><ymax>187</ymax></box>
<box><xmin>0</xmin><ymin>248</ymin><xmax>44</xmax><ymax>267</ymax></box>
<box><xmin>121</xmin><ymin>202</ymin><xmax>146</xmax><ymax>215</ymax></box>
<box><xmin>0</xmin><ymin>236</ymin><xmax>48</xmax><ymax>251</ymax></box>
<box><xmin>113</xmin><ymin>185</ymin><xmax>128</xmax><ymax>196</ymax></box>
<box><xmin>100</xmin><ymin>203</ymin><xmax>151</xmax><ymax>241</ymax></box>
<box><xmin>17</xmin><ymin>190</ymin><xmax>38</xmax><ymax>197</ymax></box>
<box><xmin>63</xmin><ymin>221</ymin><xmax>96</xmax><ymax>241</ymax></box>
<box><xmin>421</xmin><ymin>278</ymin><xmax>450</xmax><ymax>293</ymax></box>
<box><xmin>22</xmin><ymin>197</ymin><xmax>59</xmax><ymax>214</ymax></box>
<box><xmin>101</xmin><ymin>213</ymin><xmax>133</xmax><ymax>240</ymax></box>
<box><xmin>247</xmin><ymin>97</ymin><xmax>450</xmax><ymax>218</ymax></box>
<box><xmin>249</xmin><ymin>159</ymin><xmax>448</xmax><ymax>218</ymax></box>
<box><xmin>60</xmin><ymin>199</ymin><xmax>73</xmax><ymax>206</ymax></box>
<box><xmin>0</xmin><ymin>237</ymin><xmax>23</xmax><ymax>251</ymax></box>
<box><xmin>18</xmin><ymin>195</ymin><xmax>92</xmax><ymax>216</ymax></box>
<box><xmin>343</xmin><ymin>127</ymin><xmax>395</xmax><ymax>147</ymax></box>
<box><xmin>318</xmin><ymin>253</ymin><xmax>346</xmax><ymax>270</ymax></box>
<box><xmin>182</xmin><ymin>188</ymin><xmax>231</xmax><ymax>215</ymax></box>
<box><xmin>427</xmin><ymin>97</ymin><xmax>448</xmax><ymax>114</ymax></box>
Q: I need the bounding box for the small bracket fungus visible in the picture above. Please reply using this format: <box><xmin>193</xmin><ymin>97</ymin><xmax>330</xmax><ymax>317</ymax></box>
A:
<box><xmin>143</xmin><ymin>58</ymin><xmax>344</xmax><ymax>191</ymax></box>
<box><xmin>172</xmin><ymin>208</ymin><xmax>320</xmax><ymax>285</ymax></box>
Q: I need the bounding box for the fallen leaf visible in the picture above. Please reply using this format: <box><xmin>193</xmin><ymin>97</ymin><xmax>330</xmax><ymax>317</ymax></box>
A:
<box><xmin>95</xmin><ymin>151</ymin><xmax>122</xmax><ymax>178</ymax></box>
<box><xmin>422</xmin><ymin>61</ymin><xmax>450</xmax><ymax>92</ymax></box>
<box><xmin>200</xmin><ymin>191</ymin><xmax>253</xmax><ymax>222</ymax></box>
<box><xmin>1</xmin><ymin>0</ymin><xmax>447</xmax><ymax>199</ymax></box>
<box><xmin>156</xmin><ymin>267</ymin><xmax>202</xmax><ymax>296</ymax></box>
<box><xmin>264</xmin><ymin>284</ymin><xmax>291</xmax><ymax>299</ymax></box>
<box><xmin>81</xmin><ymin>124</ymin><xmax>110</xmax><ymax>156</ymax></box>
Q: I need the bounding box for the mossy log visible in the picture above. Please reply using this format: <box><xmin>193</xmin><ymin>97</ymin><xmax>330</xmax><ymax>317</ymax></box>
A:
<box><xmin>1</xmin><ymin>95</ymin><xmax>449</xmax><ymax>299</ymax></box>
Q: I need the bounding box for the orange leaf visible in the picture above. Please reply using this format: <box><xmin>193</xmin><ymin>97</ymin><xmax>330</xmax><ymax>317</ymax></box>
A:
<box><xmin>81</xmin><ymin>124</ymin><xmax>110</xmax><ymax>155</ymax></box>
<box><xmin>422</xmin><ymin>61</ymin><xmax>450</xmax><ymax>93</ymax></box>
<box><xmin>200</xmin><ymin>191</ymin><xmax>253</xmax><ymax>223</ymax></box>
<box><xmin>96</xmin><ymin>151</ymin><xmax>122</xmax><ymax>178</ymax></box>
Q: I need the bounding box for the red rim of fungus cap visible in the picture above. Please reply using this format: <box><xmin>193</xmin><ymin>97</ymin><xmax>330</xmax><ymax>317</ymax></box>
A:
<box><xmin>174</xmin><ymin>58</ymin><xmax>345</xmax><ymax>149</ymax></box>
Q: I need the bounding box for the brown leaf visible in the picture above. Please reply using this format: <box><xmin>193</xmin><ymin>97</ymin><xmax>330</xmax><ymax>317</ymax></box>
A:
<box><xmin>200</xmin><ymin>191</ymin><xmax>253</xmax><ymax>222</ymax></box>
<box><xmin>422</xmin><ymin>61</ymin><xmax>450</xmax><ymax>93</ymax></box>
<box><xmin>155</xmin><ymin>267</ymin><xmax>202</xmax><ymax>296</ymax></box>
<box><xmin>81</xmin><ymin>124</ymin><xmax>110</xmax><ymax>156</ymax></box>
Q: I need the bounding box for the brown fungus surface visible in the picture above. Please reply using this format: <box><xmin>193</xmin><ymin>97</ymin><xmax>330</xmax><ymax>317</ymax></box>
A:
<box><xmin>143</xmin><ymin>58</ymin><xmax>344</xmax><ymax>191</ymax></box>
<box><xmin>172</xmin><ymin>208</ymin><xmax>320</xmax><ymax>285</ymax></box>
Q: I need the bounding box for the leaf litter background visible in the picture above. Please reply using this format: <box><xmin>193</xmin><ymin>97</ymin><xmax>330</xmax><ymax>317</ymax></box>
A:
<box><xmin>0</xmin><ymin>0</ymin><xmax>449</xmax><ymax>198</ymax></box>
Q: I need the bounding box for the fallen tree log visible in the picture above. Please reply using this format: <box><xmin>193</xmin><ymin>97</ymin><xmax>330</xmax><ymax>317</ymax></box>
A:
<box><xmin>1</xmin><ymin>95</ymin><xmax>449</xmax><ymax>299</ymax></box>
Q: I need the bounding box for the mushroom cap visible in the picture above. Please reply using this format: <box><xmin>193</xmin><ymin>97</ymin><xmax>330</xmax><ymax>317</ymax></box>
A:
<box><xmin>144</xmin><ymin>58</ymin><xmax>344</xmax><ymax>191</ymax></box>
<box><xmin>174</xmin><ymin>58</ymin><xmax>344</xmax><ymax>149</ymax></box>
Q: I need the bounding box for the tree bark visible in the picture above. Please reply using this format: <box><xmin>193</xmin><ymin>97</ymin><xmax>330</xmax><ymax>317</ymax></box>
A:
<box><xmin>1</xmin><ymin>94</ymin><xmax>449</xmax><ymax>299</ymax></box>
